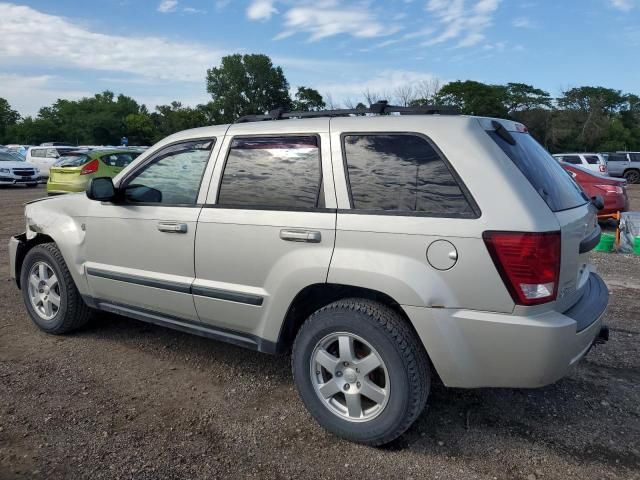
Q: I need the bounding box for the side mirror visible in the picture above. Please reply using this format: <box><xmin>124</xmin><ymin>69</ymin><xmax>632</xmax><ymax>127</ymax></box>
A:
<box><xmin>86</xmin><ymin>177</ymin><xmax>116</xmax><ymax>201</ymax></box>
<box><xmin>591</xmin><ymin>195</ymin><xmax>604</xmax><ymax>211</ymax></box>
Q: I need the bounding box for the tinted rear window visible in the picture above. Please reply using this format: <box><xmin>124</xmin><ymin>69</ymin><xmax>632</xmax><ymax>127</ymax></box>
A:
<box><xmin>218</xmin><ymin>136</ymin><xmax>322</xmax><ymax>209</ymax></box>
<box><xmin>488</xmin><ymin>131</ymin><xmax>588</xmax><ymax>212</ymax></box>
<box><xmin>55</xmin><ymin>154</ymin><xmax>90</xmax><ymax>167</ymax></box>
<box><xmin>343</xmin><ymin>134</ymin><xmax>476</xmax><ymax>217</ymax></box>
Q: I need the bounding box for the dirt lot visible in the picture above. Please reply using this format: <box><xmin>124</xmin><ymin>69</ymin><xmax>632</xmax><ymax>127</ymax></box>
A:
<box><xmin>1</xmin><ymin>185</ymin><xmax>639</xmax><ymax>480</ymax></box>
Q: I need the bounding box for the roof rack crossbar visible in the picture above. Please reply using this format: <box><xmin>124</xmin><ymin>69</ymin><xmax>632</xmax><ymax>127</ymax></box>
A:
<box><xmin>234</xmin><ymin>101</ymin><xmax>459</xmax><ymax>123</ymax></box>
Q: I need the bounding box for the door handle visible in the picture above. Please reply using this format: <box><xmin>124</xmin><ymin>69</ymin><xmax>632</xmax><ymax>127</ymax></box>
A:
<box><xmin>280</xmin><ymin>229</ymin><xmax>322</xmax><ymax>243</ymax></box>
<box><xmin>157</xmin><ymin>222</ymin><xmax>188</xmax><ymax>233</ymax></box>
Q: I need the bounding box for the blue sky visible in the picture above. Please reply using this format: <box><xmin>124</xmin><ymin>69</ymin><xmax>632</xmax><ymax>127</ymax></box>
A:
<box><xmin>0</xmin><ymin>0</ymin><xmax>639</xmax><ymax>116</ymax></box>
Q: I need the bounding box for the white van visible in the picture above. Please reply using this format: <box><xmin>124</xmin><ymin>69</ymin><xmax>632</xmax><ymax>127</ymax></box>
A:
<box><xmin>26</xmin><ymin>146</ymin><xmax>77</xmax><ymax>179</ymax></box>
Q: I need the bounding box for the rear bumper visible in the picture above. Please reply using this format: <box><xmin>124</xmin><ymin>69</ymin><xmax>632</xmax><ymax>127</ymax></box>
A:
<box><xmin>404</xmin><ymin>273</ymin><xmax>609</xmax><ymax>388</ymax></box>
<box><xmin>46</xmin><ymin>180</ymin><xmax>86</xmax><ymax>194</ymax></box>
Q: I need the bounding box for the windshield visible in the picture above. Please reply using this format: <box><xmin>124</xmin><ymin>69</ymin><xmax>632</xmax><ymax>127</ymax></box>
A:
<box><xmin>488</xmin><ymin>131</ymin><xmax>588</xmax><ymax>212</ymax></box>
<box><xmin>55</xmin><ymin>154</ymin><xmax>91</xmax><ymax>167</ymax></box>
<box><xmin>0</xmin><ymin>151</ymin><xmax>25</xmax><ymax>162</ymax></box>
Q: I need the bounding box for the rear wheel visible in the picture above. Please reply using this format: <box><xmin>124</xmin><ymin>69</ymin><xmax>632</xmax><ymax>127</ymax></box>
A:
<box><xmin>624</xmin><ymin>169</ymin><xmax>640</xmax><ymax>184</ymax></box>
<box><xmin>20</xmin><ymin>243</ymin><xmax>92</xmax><ymax>334</ymax></box>
<box><xmin>292</xmin><ymin>298</ymin><xmax>430</xmax><ymax>446</ymax></box>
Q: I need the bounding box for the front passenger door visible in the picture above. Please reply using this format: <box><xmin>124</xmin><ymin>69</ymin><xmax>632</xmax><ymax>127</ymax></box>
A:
<box><xmin>84</xmin><ymin>139</ymin><xmax>216</xmax><ymax>321</ymax></box>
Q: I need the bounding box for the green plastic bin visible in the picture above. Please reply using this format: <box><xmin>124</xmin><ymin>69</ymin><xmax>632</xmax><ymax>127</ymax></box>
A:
<box><xmin>594</xmin><ymin>233</ymin><xmax>615</xmax><ymax>252</ymax></box>
<box><xmin>634</xmin><ymin>237</ymin><xmax>640</xmax><ymax>256</ymax></box>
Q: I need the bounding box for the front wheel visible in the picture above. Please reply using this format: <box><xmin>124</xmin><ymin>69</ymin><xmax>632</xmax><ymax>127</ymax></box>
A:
<box><xmin>20</xmin><ymin>243</ymin><xmax>92</xmax><ymax>334</ymax></box>
<box><xmin>292</xmin><ymin>298</ymin><xmax>430</xmax><ymax>446</ymax></box>
<box><xmin>624</xmin><ymin>169</ymin><xmax>640</xmax><ymax>184</ymax></box>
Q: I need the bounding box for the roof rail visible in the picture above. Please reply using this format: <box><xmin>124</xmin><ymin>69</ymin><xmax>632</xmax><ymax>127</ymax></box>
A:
<box><xmin>234</xmin><ymin>100</ymin><xmax>459</xmax><ymax>123</ymax></box>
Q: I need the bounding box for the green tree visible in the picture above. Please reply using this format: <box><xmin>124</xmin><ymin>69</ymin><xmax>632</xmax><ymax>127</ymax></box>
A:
<box><xmin>504</xmin><ymin>83</ymin><xmax>552</xmax><ymax>113</ymax></box>
<box><xmin>124</xmin><ymin>113</ymin><xmax>155</xmax><ymax>145</ymax></box>
<box><xmin>151</xmin><ymin>101</ymin><xmax>209</xmax><ymax>141</ymax></box>
<box><xmin>206</xmin><ymin>54</ymin><xmax>291</xmax><ymax>122</ymax></box>
<box><xmin>435</xmin><ymin>80</ymin><xmax>508</xmax><ymax>117</ymax></box>
<box><xmin>292</xmin><ymin>86</ymin><xmax>325</xmax><ymax>111</ymax></box>
<box><xmin>0</xmin><ymin>98</ymin><xmax>20</xmax><ymax>143</ymax></box>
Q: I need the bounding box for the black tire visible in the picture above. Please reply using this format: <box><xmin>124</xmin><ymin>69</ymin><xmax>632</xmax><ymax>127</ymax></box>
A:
<box><xmin>20</xmin><ymin>243</ymin><xmax>92</xmax><ymax>334</ymax></box>
<box><xmin>624</xmin><ymin>169</ymin><xmax>640</xmax><ymax>184</ymax></box>
<box><xmin>292</xmin><ymin>298</ymin><xmax>430</xmax><ymax>446</ymax></box>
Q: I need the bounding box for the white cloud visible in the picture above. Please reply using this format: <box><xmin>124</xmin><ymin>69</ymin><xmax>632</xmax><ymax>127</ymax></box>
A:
<box><xmin>157</xmin><ymin>0</ymin><xmax>178</xmax><ymax>13</ymax></box>
<box><xmin>512</xmin><ymin>16</ymin><xmax>535</xmax><ymax>28</ymax></box>
<box><xmin>248</xmin><ymin>1</ymin><xmax>399</xmax><ymax>41</ymax></box>
<box><xmin>0</xmin><ymin>74</ymin><xmax>91</xmax><ymax>116</ymax></box>
<box><xmin>247</xmin><ymin>0</ymin><xmax>278</xmax><ymax>20</ymax></box>
<box><xmin>0</xmin><ymin>3</ymin><xmax>224</xmax><ymax>82</ymax></box>
<box><xmin>314</xmin><ymin>69</ymin><xmax>442</xmax><ymax>100</ymax></box>
<box><xmin>609</xmin><ymin>0</ymin><xmax>635</xmax><ymax>11</ymax></box>
<box><xmin>424</xmin><ymin>0</ymin><xmax>502</xmax><ymax>48</ymax></box>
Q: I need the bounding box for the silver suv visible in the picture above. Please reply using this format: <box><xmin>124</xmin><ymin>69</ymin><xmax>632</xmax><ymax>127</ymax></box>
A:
<box><xmin>8</xmin><ymin>104</ymin><xmax>609</xmax><ymax>446</ymax></box>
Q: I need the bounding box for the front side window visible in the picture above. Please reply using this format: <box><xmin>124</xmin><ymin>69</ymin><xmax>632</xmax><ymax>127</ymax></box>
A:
<box><xmin>342</xmin><ymin>134</ymin><xmax>476</xmax><ymax>217</ymax></box>
<box><xmin>217</xmin><ymin>136</ymin><xmax>322</xmax><ymax>209</ymax></box>
<box><xmin>124</xmin><ymin>139</ymin><xmax>214</xmax><ymax>205</ymax></box>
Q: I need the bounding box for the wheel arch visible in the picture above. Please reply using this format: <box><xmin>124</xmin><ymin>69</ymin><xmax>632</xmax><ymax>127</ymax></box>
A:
<box><xmin>14</xmin><ymin>233</ymin><xmax>56</xmax><ymax>289</ymax></box>
<box><xmin>276</xmin><ymin>283</ymin><xmax>424</xmax><ymax>355</ymax></box>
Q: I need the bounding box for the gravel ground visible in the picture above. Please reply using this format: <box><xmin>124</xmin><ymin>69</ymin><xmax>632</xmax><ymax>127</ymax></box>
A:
<box><xmin>1</xmin><ymin>184</ymin><xmax>639</xmax><ymax>480</ymax></box>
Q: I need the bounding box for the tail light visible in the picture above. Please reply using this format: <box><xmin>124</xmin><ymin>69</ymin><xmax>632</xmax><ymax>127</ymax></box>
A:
<box><xmin>599</xmin><ymin>164</ymin><xmax>606</xmax><ymax>173</ymax></box>
<box><xmin>80</xmin><ymin>159</ymin><xmax>99</xmax><ymax>175</ymax></box>
<box><xmin>483</xmin><ymin>231</ymin><xmax>561</xmax><ymax>306</ymax></box>
<box><xmin>595</xmin><ymin>184</ymin><xmax>623</xmax><ymax>195</ymax></box>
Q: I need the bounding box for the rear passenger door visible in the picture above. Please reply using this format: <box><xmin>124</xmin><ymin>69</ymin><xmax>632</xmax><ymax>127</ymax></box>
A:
<box><xmin>194</xmin><ymin>120</ymin><xmax>336</xmax><ymax>346</ymax></box>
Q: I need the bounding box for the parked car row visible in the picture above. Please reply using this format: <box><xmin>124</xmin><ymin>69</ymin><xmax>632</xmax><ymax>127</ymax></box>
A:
<box><xmin>47</xmin><ymin>148</ymin><xmax>143</xmax><ymax>195</ymax></box>
<box><xmin>552</xmin><ymin>151</ymin><xmax>640</xmax><ymax>184</ymax></box>
<box><xmin>0</xmin><ymin>143</ymin><xmax>147</xmax><ymax>192</ymax></box>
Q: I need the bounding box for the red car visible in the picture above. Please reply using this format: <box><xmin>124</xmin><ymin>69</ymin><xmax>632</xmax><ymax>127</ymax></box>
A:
<box><xmin>562</xmin><ymin>164</ymin><xmax>629</xmax><ymax>216</ymax></box>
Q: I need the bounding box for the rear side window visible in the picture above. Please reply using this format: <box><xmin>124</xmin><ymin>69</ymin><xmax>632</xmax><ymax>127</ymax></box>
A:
<box><xmin>558</xmin><ymin>155</ymin><xmax>581</xmax><ymax>165</ymax></box>
<box><xmin>488</xmin><ymin>131</ymin><xmax>588</xmax><ymax>212</ymax></box>
<box><xmin>607</xmin><ymin>154</ymin><xmax>626</xmax><ymax>162</ymax></box>
<box><xmin>584</xmin><ymin>155</ymin><xmax>600</xmax><ymax>165</ymax></box>
<box><xmin>342</xmin><ymin>134</ymin><xmax>476</xmax><ymax>217</ymax></box>
<box><xmin>30</xmin><ymin>149</ymin><xmax>45</xmax><ymax>158</ymax></box>
<box><xmin>218</xmin><ymin>136</ymin><xmax>322</xmax><ymax>209</ymax></box>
